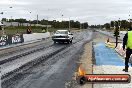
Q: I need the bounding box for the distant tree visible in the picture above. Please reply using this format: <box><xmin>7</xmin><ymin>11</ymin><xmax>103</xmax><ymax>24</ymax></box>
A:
<box><xmin>114</xmin><ymin>27</ymin><xmax>120</xmax><ymax>48</ymax></box>
<box><xmin>31</xmin><ymin>20</ymin><xmax>37</xmax><ymax>24</ymax></box>
<box><xmin>110</xmin><ymin>21</ymin><xmax>115</xmax><ymax>27</ymax></box>
<box><xmin>120</xmin><ymin>20</ymin><xmax>128</xmax><ymax>29</ymax></box>
<box><xmin>104</xmin><ymin>23</ymin><xmax>110</xmax><ymax>29</ymax></box>
<box><xmin>13</xmin><ymin>18</ymin><xmax>27</xmax><ymax>26</ymax></box>
<box><xmin>40</xmin><ymin>19</ymin><xmax>48</xmax><ymax>25</ymax></box>
<box><xmin>2</xmin><ymin>18</ymin><xmax>7</xmax><ymax>22</ymax></box>
<box><xmin>83</xmin><ymin>22</ymin><xmax>88</xmax><ymax>29</ymax></box>
<box><xmin>0</xmin><ymin>17</ymin><xmax>87</xmax><ymax>29</ymax></box>
<box><xmin>89</xmin><ymin>25</ymin><xmax>98</xmax><ymax>28</ymax></box>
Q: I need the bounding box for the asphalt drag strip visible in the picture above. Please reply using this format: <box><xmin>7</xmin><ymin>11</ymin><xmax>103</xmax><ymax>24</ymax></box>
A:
<box><xmin>2</xmin><ymin>30</ymin><xmax>93</xmax><ymax>88</ymax></box>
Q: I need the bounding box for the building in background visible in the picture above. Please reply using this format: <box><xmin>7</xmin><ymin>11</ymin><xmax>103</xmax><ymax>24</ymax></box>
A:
<box><xmin>2</xmin><ymin>21</ymin><xmax>51</xmax><ymax>27</ymax></box>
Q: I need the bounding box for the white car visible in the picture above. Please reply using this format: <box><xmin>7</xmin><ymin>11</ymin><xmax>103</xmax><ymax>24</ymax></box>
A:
<box><xmin>52</xmin><ymin>30</ymin><xmax>73</xmax><ymax>43</ymax></box>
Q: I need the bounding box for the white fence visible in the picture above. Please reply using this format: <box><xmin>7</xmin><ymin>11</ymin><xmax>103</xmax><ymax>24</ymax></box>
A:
<box><xmin>23</xmin><ymin>32</ymin><xmax>50</xmax><ymax>42</ymax></box>
<box><xmin>120</xmin><ymin>31</ymin><xmax>127</xmax><ymax>35</ymax></box>
<box><xmin>97</xmin><ymin>30</ymin><xmax>126</xmax><ymax>40</ymax></box>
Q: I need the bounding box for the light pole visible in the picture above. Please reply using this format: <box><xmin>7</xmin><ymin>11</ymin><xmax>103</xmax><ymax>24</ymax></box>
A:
<box><xmin>129</xmin><ymin>15</ymin><xmax>131</xmax><ymax>28</ymax></box>
<box><xmin>118</xmin><ymin>18</ymin><xmax>121</xmax><ymax>31</ymax></box>
<box><xmin>69</xmin><ymin>18</ymin><xmax>70</xmax><ymax>31</ymax></box>
<box><xmin>37</xmin><ymin>14</ymin><xmax>38</xmax><ymax>26</ymax></box>
<box><xmin>9</xmin><ymin>7</ymin><xmax>13</xmax><ymax>26</ymax></box>
<box><xmin>61</xmin><ymin>14</ymin><xmax>64</xmax><ymax>28</ymax></box>
<box><xmin>11</xmin><ymin>16</ymin><xmax>13</xmax><ymax>26</ymax></box>
<box><xmin>0</xmin><ymin>12</ymin><xmax>4</xmax><ymax>23</ymax></box>
<box><xmin>114</xmin><ymin>20</ymin><xmax>116</xmax><ymax>30</ymax></box>
<box><xmin>80</xmin><ymin>22</ymin><xmax>81</xmax><ymax>29</ymax></box>
<box><xmin>62</xmin><ymin>15</ymin><xmax>63</xmax><ymax>21</ymax></box>
<box><xmin>0</xmin><ymin>12</ymin><xmax>5</xmax><ymax>34</ymax></box>
<box><xmin>129</xmin><ymin>15</ymin><xmax>131</xmax><ymax>23</ymax></box>
<box><xmin>29</xmin><ymin>12</ymin><xmax>31</xmax><ymax>26</ymax></box>
<box><xmin>46</xmin><ymin>16</ymin><xmax>48</xmax><ymax>30</ymax></box>
<box><xmin>110</xmin><ymin>21</ymin><xmax>111</xmax><ymax>29</ymax></box>
<box><xmin>47</xmin><ymin>9</ymin><xmax>50</xmax><ymax>30</ymax></box>
<box><xmin>0</xmin><ymin>12</ymin><xmax>3</xmax><ymax>23</ymax></box>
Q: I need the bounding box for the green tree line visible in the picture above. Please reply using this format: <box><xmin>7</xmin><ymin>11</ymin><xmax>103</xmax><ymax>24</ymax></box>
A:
<box><xmin>89</xmin><ymin>20</ymin><xmax>132</xmax><ymax>31</ymax></box>
<box><xmin>2</xmin><ymin>18</ymin><xmax>88</xmax><ymax>29</ymax></box>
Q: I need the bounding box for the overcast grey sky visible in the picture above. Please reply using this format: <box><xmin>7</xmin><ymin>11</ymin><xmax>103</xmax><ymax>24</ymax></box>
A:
<box><xmin>0</xmin><ymin>0</ymin><xmax>132</xmax><ymax>25</ymax></box>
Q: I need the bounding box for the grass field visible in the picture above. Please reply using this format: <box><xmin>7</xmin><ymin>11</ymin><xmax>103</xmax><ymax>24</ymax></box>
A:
<box><xmin>0</xmin><ymin>26</ymin><xmax>57</xmax><ymax>35</ymax></box>
<box><xmin>0</xmin><ymin>26</ymin><xmax>80</xmax><ymax>35</ymax></box>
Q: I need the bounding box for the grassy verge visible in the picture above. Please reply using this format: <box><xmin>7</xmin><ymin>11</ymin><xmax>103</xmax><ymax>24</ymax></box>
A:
<box><xmin>0</xmin><ymin>26</ymin><xmax>81</xmax><ymax>35</ymax></box>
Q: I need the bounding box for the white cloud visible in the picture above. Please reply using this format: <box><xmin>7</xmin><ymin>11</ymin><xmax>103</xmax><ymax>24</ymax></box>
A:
<box><xmin>0</xmin><ymin>0</ymin><xmax>29</xmax><ymax>5</ymax></box>
<box><xmin>0</xmin><ymin>0</ymin><xmax>132</xmax><ymax>25</ymax></box>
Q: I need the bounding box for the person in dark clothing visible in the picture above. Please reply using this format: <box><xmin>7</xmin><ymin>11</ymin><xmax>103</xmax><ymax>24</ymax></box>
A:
<box><xmin>27</xmin><ymin>26</ymin><xmax>32</xmax><ymax>34</ymax></box>
<box><xmin>123</xmin><ymin>27</ymin><xmax>132</xmax><ymax>72</ymax></box>
<box><xmin>114</xmin><ymin>27</ymin><xmax>120</xmax><ymax>48</ymax></box>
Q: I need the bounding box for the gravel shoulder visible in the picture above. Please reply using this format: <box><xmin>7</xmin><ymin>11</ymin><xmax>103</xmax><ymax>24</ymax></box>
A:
<box><xmin>78</xmin><ymin>42</ymin><xmax>93</xmax><ymax>88</ymax></box>
<box><xmin>93</xmin><ymin>32</ymin><xmax>132</xmax><ymax>88</ymax></box>
<box><xmin>76</xmin><ymin>31</ymin><xmax>123</xmax><ymax>88</ymax></box>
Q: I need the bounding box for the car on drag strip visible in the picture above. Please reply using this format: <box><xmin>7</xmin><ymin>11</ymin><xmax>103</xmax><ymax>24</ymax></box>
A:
<box><xmin>52</xmin><ymin>30</ymin><xmax>73</xmax><ymax>44</ymax></box>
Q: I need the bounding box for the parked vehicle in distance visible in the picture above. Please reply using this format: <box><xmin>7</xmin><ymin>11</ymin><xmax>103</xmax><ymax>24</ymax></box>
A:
<box><xmin>52</xmin><ymin>30</ymin><xmax>73</xmax><ymax>44</ymax></box>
